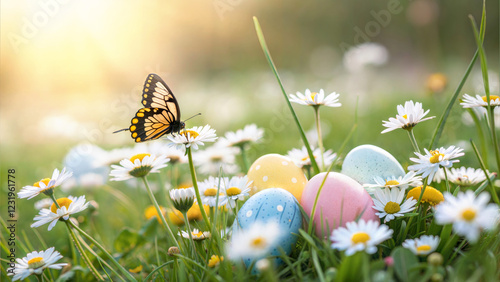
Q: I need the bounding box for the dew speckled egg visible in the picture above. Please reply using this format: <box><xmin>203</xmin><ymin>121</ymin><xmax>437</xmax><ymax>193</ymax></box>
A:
<box><xmin>300</xmin><ymin>172</ymin><xmax>378</xmax><ymax>237</ymax></box>
<box><xmin>247</xmin><ymin>154</ymin><xmax>307</xmax><ymax>201</ymax></box>
<box><xmin>341</xmin><ymin>144</ymin><xmax>405</xmax><ymax>184</ymax></box>
<box><xmin>232</xmin><ymin>188</ymin><xmax>302</xmax><ymax>268</ymax></box>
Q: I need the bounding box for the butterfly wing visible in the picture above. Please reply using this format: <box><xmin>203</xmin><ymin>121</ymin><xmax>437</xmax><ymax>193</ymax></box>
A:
<box><xmin>128</xmin><ymin>74</ymin><xmax>184</xmax><ymax>143</ymax></box>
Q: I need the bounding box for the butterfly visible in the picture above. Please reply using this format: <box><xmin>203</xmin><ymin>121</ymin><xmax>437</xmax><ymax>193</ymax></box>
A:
<box><xmin>114</xmin><ymin>74</ymin><xmax>185</xmax><ymax>142</ymax></box>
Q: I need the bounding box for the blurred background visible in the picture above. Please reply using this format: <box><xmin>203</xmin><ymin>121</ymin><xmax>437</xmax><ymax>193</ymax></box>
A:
<box><xmin>1</xmin><ymin>0</ymin><xmax>499</xmax><ymax>177</ymax></box>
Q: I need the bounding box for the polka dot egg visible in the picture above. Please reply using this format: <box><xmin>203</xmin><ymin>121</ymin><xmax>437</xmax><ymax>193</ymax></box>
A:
<box><xmin>341</xmin><ymin>144</ymin><xmax>405</xmax><ymax>185</ymax></box>
<box><xmin>247</xmin><ymin>154</ymin><xmax>307</xmax><ymax>201</ymax></box>
<box><xmin>232</xmin><ymin>188</ymin><xmax>302</xmax><ymax>268</ymax></box>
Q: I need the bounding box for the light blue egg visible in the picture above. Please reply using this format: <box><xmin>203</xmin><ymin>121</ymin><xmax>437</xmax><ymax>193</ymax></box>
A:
<box><xmin>341</xmin><ymin>144</ymin><xmax>405</xmax><ymax>184</ymax></box>
<box><xmin>232</xmin><ymin>188</ymin><xmax>302</xmax><ymax>269</ymax></box>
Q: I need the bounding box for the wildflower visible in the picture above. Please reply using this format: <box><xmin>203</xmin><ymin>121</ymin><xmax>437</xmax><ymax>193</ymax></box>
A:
<box><xmin>460</xmin><ymin>94</ymin><xmax>500</xmax><ymax>108</ymax></box>
<box><xmin>221</xmin><ymin>176</ymin><xmax>252</xmax><ymax>207</ymax></box>
<box><xmin>426</xmin><ymin>73</ymin><xmax>448</xmax><ymax>93</ymax></box>
<box><xmin>402</xmin><ymin>235</ymin><xmax>440</xmax><ymax>256</ymax></box>
<box><xmin>343</xmin><ymin>42</ymin><xmax>388</xmax><ymax>72</ymax></box>
<box><xmin>372</xmin><ymin>188</ymin><xmax>417</xmax><ymax>223</ymax></box>
<box><xmin>8</xmin><ymin>247</ymin><xmax>67</xmax><ymax>281</ymax></box>
<box><xmin>330</xmin><ymin>219</ymin><xmax>393</xmax><ymax>256</ymax></box>
<box><xmin>168</xmin><ymin>125</ymin><xmax>217</xmax><ymax>150</ymax></box>
<box><xmin>364</xmin><ymin>171</ymin><xmax>422</xmax><ymax>194</ymax></box>
<box><xmin>193</xmin><ymin>145</ymin><xmax>239</xmax><ymax>174</ymax></box>
<box><xmin>109</xmin><ymin>153</ymin><xmax>169</xmax><ymax>181</ymax></box>
<box><xmin>287</xmin><ymin>146</ymin><xmax>337</xmax><ymax>169</ymax></box>
<box><xmin>227</xmin><ymin>221</ymin><xmax>282</xmax><ymax>260</ymax></box>
<box><xmin>31</xmin><ymin>196</ymin><xmax>90</xmax><ymax>231</ymax></box>
<box><xmin>144</xmin><ymin>205</ymin><xmax>167</xmax><ymax>224</ymax></box>
<box><xmin>408</xmin><ymin>146</ymin><xmax>464</xmax><ymax>184</ymax></box>
<box><xmin>167</xmin><ymin>204</ymin><xmax>210</xmax><ymax>225</ymax></box>
<box><xmin>289</xmin><ymin>89</ymin><xmax>341</xmax><ymax>107</ymax></box>
<box><xmin>406</xmin><ymin>186</ymin><xmax>444</xmax><ymax>206</ymax></box>
<box><xmin>18</xmin><ymin>168</ymin><xmax>73</xmax><ymax>199</ymax></box>
<box><xmin>179</xmin><ymin>229</ymin><xmax>210</xmax><ymax>241</ymax></box>
<box><xmin>134</xmin><ymin>142</ymin><xmax>187</xmax><ymax>165</ymax></box>
<box><xmin>198</xmin><ymin>176</ymin><xmax>228</xmax><ymax>207</ymax></box>
<box><xmin>167</xmin><ymin>247</ymin><xmax>180</xmax><ymax>256</ymax></box>
<box><xmin>219</xmin><ymin>124</ymin><xmax>264</xmax><ymax>148</ymax></box>
<box><xmin>434</xmin><ymin>191</ymin><xmax>499</xmax><ymax>243</ymax></box>
<box><xmin>447</xmin><ymin>167</ymin><xmax>487</xmax><ymax>186</ymax></box>
<box><xmin>208</xmin><ymin>255</ymin><xmax>224</xmax><ymax>268</ymax></box>
<box><xmin>169</xmin><ymin>187</ymin><xmax>195</xmax><ymax>213</ymax></box>
<box><xmin>381</xmin><ymin>101</ymin><xmax>435</xmax><ymax>133</ymax></box>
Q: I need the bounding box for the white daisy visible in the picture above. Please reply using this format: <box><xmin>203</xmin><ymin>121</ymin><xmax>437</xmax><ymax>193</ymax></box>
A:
<box><xmin>109</xmin><ymin>153</ymin><xmax>169</xmax><ymax>181</ymax></box>
<box><xmin>402</xmin><ymin>235</ymin><xmax>440</xmax><ymax>256</ymax></box>
<box><xmin>31</xmin><ymin>196</ymin><xmax>90</xmax><ymax>231</ymax></box>
<box><xmin>372</xmin><ymin>188</ymin><xmax>417</xmax><ymax>223</ymax></box>
<box><xmin>226</xmin><ymin>221</ymin><xmax>282</xmax><ymax>260</ymax></box>
<box><xmin>179</xmin><ymin>229</ymin><xmax>210</xmax><ymax>241</ymax></box>
<box><xmin>198</xmin><ymin>176</ymin><xmax>227</xmax><ymax>207</ymax></box>
<box><xmin>381</xmin><ymin>100</ymin><xmax>435</xmax><ymax>133</ymax></box>
<box><xmin>447</xmin><ymin>167</ymin><xmax>488</xmax><ymax>186</ymax></box>
<box><xmin>287</xmin><ymin>146</ymin><xmax>337</xmax><ymax>169</ymax></box>
<box><xmin>221</xmin><ymin>176</ymin><xmax>252</xmax><ymax>207</ymax></box>
<box><xmin>219</xmin><ymin>124</ymin><xmax>264</xmax><ymax>148</ymax></box>
<box><xmin>407</xmin><ymin>146</ymin><xmax>464</xmax><ymax>184</ymax></box>
<box><xmin>434</xmin><ymin>191</ymin><xmax>499</xmax><ymax>243</ymax></box>
<box><xmin>363</xmin><ymin>171</ymin><xmax>422</xmax><ymax>194</ymax></box>
<box><xmin>193</xmin><ymin>145</ymin><xmax>239</xmax><ymax>174</ymax></box>
<box><xmin>289</xmin><ymin>89</ymin><xmax>341</xmax><ymax>107</ymax></box>
<box><xmin>330</xmin><ymin>219</ymin><xmax>393</xmax><ymax>256</ymax></box>
<box><xmin>460</xmin><ymin>94</ymin><xmax>500</xmax><ymax>108</ymax></box>
<box><xmin>8</xmin><ymin>247</ymin><xmax>67</xmax><ymax>281</ymax></box>
<box><xmin>18</xmin><ymin>168</ymin><xmax>73</xmax><ymax>199</ymax></box>
<box><xmin>134</xmin><ymin>141</ymin><xmax>188</xmax><ymax>165</ymax></box>
<box><xmin>169</xmin><ymin>187</ymin><xmax>195</xmax><ymax>213</ymax></box>
<box><xmin>168</xmin><ymin>125</ymin><xmax>217</xmax><ymax>151</ymax></box>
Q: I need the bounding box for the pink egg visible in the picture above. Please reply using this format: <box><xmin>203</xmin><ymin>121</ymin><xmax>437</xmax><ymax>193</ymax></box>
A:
<box><xmin>300</xmin><ymin>172</ymin><xmax>378</xmax><ymax>238</ymax></box>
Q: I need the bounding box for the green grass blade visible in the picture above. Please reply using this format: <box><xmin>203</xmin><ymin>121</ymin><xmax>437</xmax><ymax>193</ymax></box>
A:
<box><xmin>253</xmin><ymin>16</ymin><xmax>320</xmax><ymax>174</ymax></box>
<box><xmin>470</xmin><ymin>139</ymin><xmax>499</xmax><ymax>204</ymax></box>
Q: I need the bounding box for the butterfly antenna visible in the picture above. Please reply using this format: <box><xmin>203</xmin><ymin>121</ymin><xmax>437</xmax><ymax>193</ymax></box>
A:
<box><xmin>113</xmin><ymin>128</ymin><xmax>129</xmax><ymax>134</ymax></box>
<box><xmin>184</xmin><ymin>113</ymin><xmax>201</xmax><ymax>122</ymax></box>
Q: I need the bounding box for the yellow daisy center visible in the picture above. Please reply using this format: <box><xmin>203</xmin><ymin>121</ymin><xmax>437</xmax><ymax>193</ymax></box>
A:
<box><xmin>50</xmin><ymin>197</ymin><xmax>73</xmax><ymax>213</ymax></box>
<box><xmin>384</xmin><ymin>201</ymin><xmax>401</xmax><ymax>214</ymax></box>
<box><xmin>226</xmin><ymin>187</ymin><xmax>242</xmax><ymax>196</ymax></box>
<box><xmin>351</xmin><ymin>232</ymin><xmax>370</xmax><ymax>244</ymax></box>
<box><xmin>208</xmin><ymin>255</ymin><xmax>224</xmax><ymax>268</ymax></box>
<box><xmin>402</xmin><ymin>114</ymin><xmax>408</xmax><ymax>119</ymax></box>
<box><xmin>251</xmin><ymin>237</ymin><xmax>267</xmax><ymax>249</ymax></box>
<box><xmin>461</xmin><ymin>208</ymin><xmax>476</xmax><ymax>221</ymax></box>
<box><xmin>144</xmin><ymin>205</ymin><xmax>166</xmax><ymax>223</ymax></box>
<box><xmin>417</xmin><ymin>245</ymin><xmax>431</xmax><ymax>253</ymax></box>
<box><xmin>204</xmin><ymin>188</ymin><xmax>218</xmax><ymax>197</ymax></box>
<box><xmin>406</xmin><ymin>186</ymin><xmax>444</xmax><ymax>206</ymax></box>
<box><xmin>180</xmin><ymin>130</ymin><xmax>199</xmax><ymax>139</ymax></box>
<box><xmin>310</xmin><ymin>92</ymin><xmax>318</xmax><ymax>100</ymax></box>
<box><xmin>385</xmin><ymin>180</ymin><xmax>400</xmax><ymax>186</ymax></box>
<box><xmin>429</xmin><ymin>150</ymin><xmax>444</xmax><ymax>164</ymax></box>
<box><xmin>482</xmin><ymin>95</ymin><xmax>500</xmax><ymax>102</ymax></box>
<box><xmin>34</xmin><ymin>178</ymin><xmax>52</xmax><ymax>189</ymax></box>
<box><xmin>130</xmin><ymin>153</ymin><xmax>150</xmax><ymax>163</ymax></box>
<box><xmin>193</xmin><ymin>230</ymin><xmax>204</xmax><ymax>237</ymax></box>
<box><xmin>27</xmin><ymin>257</ymin><xmax>45</xmax><ymax>269</ymax></box>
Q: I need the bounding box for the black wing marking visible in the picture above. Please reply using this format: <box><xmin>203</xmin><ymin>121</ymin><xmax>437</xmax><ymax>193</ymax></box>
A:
<box><xmin>129</xmin><ymin>108</ymin><xmax>176</xmax><ymax>142</ymax></box>
<box><xmin>141</xmin><ymin>74</ymin><xmax>181</xmax><ymax>121</ymax></box>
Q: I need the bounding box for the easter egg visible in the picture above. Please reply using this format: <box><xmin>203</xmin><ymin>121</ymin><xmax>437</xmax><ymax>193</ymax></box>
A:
<box><xmin>247</xmin><ymin>154</ymin><xmax>307</xmax><ymax>201</ymax></box>
<box><xmin>341</xmin><ymin>144</ymin><xmax>405</xmax><ymax>184</ymax></box>
<box><xmin>300</xmin><ymin>172</ymin><xmax>378</xmax><ymax>237</ymax></box>
<box><xmin>232</xmin><ymin>188</ymin><xmax>302</xmax><ymax>268</ymax></box>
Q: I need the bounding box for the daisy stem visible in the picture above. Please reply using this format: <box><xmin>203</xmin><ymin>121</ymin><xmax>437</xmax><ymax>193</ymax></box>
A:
<box><xmin>407</xmin><ymin>129</ymin><xmax>421</xmax><ymax>154</ymax></box>
<box><xmin>314</xmin><ymin>106</ymin><xmax>325</xmax><ymax>170</ymax></box>
<box><xmin>68</xmin><ymin>220</ymin><xmax>136</xmax><ymax>281</ymax></box>
<box><xmin>182</xmin><ymin>212</ymin><xmax>198</xmax><ymax>260</ymax></box>
<box><xmin>487</xmin><ymin>107</ymin><xmax>500</xmax><ymax>174</ymax></box>
<box><xmin>253</xmin><ymin>17</ymin><xmax>320</xmax><ymax>175</ymax></box>
<box><xmin>443</xmin><ymin>168</ymin><xmax>451</xmax><ymax>193</ymax></box>
<box><xmin>187</xmin><ymin>147</ymin><xmax>212</xmax><ymax>231</ymax></box>
<box><xmin>238</xmin><ymin>144</ymin><xmax>249</xmax><ymax>172</ymax></box>
<box><xmin>64</xmin><ymin>222</ymin><xmax>105</xmax><ymax>281</ymax></box>
<box><xmin>141</xmin><ymin>176</ymin><xmax>179</xmax><ymax>248</ymax></box>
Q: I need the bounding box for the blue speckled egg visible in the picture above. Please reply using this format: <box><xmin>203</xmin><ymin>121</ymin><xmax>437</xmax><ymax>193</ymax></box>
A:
<box><xmin>341</xmin><ymin>144</ymin><xmax>405</xmax><ymax>184</ymax></box>
<box><xmin>232</xmin><ymin>188</ymin><xmax>302</xmax><ymax>268</ymax></box>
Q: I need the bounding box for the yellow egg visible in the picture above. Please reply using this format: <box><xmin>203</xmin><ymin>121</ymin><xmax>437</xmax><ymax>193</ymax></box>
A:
<box><xmin>247</xmin><ymin>154</ymin><xmax>307</xmax><ymax>201</ymax></box>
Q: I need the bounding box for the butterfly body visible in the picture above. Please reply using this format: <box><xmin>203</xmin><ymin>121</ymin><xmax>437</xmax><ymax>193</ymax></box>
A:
<box><xmin>125</xmin><ymin>74</ymin><xmax>185</xmax><ymax>142</ymax></box>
